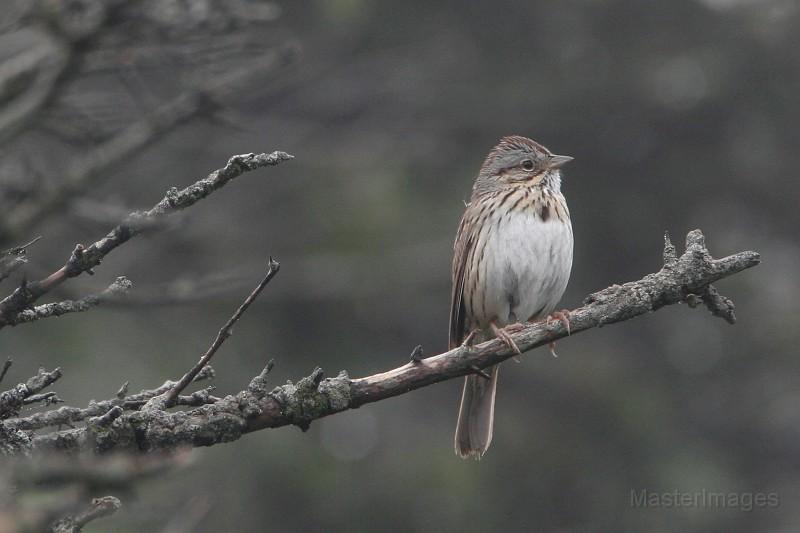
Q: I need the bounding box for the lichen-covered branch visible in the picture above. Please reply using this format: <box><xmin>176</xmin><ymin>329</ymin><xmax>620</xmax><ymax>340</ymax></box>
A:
<box><xmin>50</xmin><ymin>496</ymin><xmax>122</xmax><ymax>533</ymax></box>
<box><xmin>5</xmin><ymin>366</ymin><xmax>215</xmax><ymax>432</ymax></box>
<box><xmin>10</xmin><ymin>229</ymin><xmax>758</xmax><ymax>456</ymax></box>
<box><xmin>0</xmin><ymin>367</ymin><xmax>62</xmax><ymax>420</ymax></box>
<box><xmin>0</xmin><ymin>151</ymin><xmax>293</xmax><ymax>329</ymax></box>
<box><xmin>2</xmin><ymin>276</ymin><xmax>131</xmax><ymax>326</ymax></box>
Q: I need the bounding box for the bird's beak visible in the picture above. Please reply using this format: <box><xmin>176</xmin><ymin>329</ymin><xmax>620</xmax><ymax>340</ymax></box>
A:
<box><xmin>547</xmin><ymin>154</ymin><xmax>574</xmax><ymax>169</ymax></box>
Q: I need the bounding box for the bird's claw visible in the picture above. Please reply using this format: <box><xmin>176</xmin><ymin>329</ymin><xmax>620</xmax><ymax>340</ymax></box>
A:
<box><xmin>546</xmin><ymin>309</ymin><xmax>572</xmax><ymax>336</ymax></box>
<box><xmin>543</xmin><ymin>310</ymin><xmax>571</xmax><ymax>357</ymax></box>
<box><xmin>501</xmin><ymin>323</ymin><xmax>525</xmax><ymax>360</ymax></box>
<box><xmin>548</xmin><ymin>341</ymin><xmax>559</xmax><ymax>358</ymax></box>
<box><xmin>490</xmin><ymin>321</ymin><xmax>522</xmax><ymax>357</ymax></box>
<box><xmin>503</xmin><ymin>322</ymin><xmax>526</xmax><ymax>334</ymax></box>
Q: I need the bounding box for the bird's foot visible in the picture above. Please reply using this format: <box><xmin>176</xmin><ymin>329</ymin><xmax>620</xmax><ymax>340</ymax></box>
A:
<box><xmin>501</xmin><ymin>323</ymin><xmax>526</xmax><ymax>361</ymax></box>
<box><xmin>548</xmin><ymin>341</ymin><xmax>559</xmax><ymax>358</ymax></box>
<box><xmin>546</xmin><ymin>309</ymin><xmax>571</xmax><ymax>336</ymax></box>
<box><xmin>502</xmin><ymin>322</ymin><xmax>526</xmax><ymax>334</ymax></box>
<box><xmin>543</xmin><ymin>309</ymin><xmax>571</xmax><ymax>357</ymax></box>
<box><xmin>490</xmin><ymin>320</ymin><xmax>522</xmax><ymax>359</ymax></box>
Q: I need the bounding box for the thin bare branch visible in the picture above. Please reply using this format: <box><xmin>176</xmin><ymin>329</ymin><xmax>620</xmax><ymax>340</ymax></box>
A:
<box><xmin>0</xmin><ymin>151</ymin><xmax>293</xmax><ymax>329</ymax></box>
<box><xmin>162</xmin><ymin>258</ymin><xmax>280</xmax><ymax>407</ymax></box>
<box><xmin>50</xmin><ymin>496</ymin><xmax>122</xmax><ymax>533</ymax></box>
<box><xmin>22</xmin><ymin>391</ymin><xmax>62</xmax><ymax>406</ymax></box>
<box><xmin>0</xmin><ymin>236</ymin><xmax>42</xmax><ymax>283</ymax></box>
<box><xmin>0</xmin><ymin>357</ymin><xmax>12</xmax><ymax>385</ymax></box>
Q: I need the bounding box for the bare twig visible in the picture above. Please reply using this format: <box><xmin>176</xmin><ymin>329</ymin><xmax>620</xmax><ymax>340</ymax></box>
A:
<box><xmin>0</xmin><ymin>367</ymin><xmax>62</xmax><ymax>419</ymax></box>
<box><xmin>0</xmin><ymin>151</ymin><xmax>293</xmax><ymax>328</ymax></box>
<box><xmin>129</xmin><ymin>388</ymin><xmax>220</xmax><ymax>410</ymax></box>
<box><xmin>3</xmin><ymin>276</ymin><xmax>131</xmax><ymax>326</ymax></box>
<box><xmin>50</xmin><ymin>496</ymin><xmax>122</xmax><ymax>533</ymax></box>
<box><xmin>9</xmin><ymin>236</ymin><xmax>42</xmax><ymax>252</ymax></box>
<box><xmin>89</xmin><ymin>406</ymin><xmax>124</xmax><ymax>428</ymax></box>
<box><xmin>22</xmin><ymin>391</ymin><xmax>62</xmax><ymax>406</ymax></box>
<box><xmin>162</xmin><ymin>258</ymin><xmax>280</xmax><ymax>407</ymax></box>
<box><xmin>19</xmin><ymin>230</ymin><xmax>759</xmax><ymax>455</ymax></box>
<box><xmin>0</xmin><ymin>357</ymin><xmax>12</xmax><ymax>385</ymax></box>
<box><xmin>0</xmin><ymin>236</ymin><xmax>42</xmax><ymax>283</ymax></box>
<box><xmin>409</xmin><ymin>345</ymin><xmax>424</xmax><ymax>363</ymax></box>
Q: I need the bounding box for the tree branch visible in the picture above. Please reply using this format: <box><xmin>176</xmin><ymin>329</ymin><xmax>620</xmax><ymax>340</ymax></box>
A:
<box><xmin>0</xmin><ymin>151</ymin><xmax>293</xmax><ymax>329</ymax></box>
<box><xmin>0</xmin><ymin>358</ymin><xmax>12</xmax><ymax>385</ymax></box>
<box><xmin>162</xmin><ymin>258</ymin><xmax>280</xmax><ymax>407</ymax></box>
<box><xmin>2</xmin><ymin>276</ymin><xmax>131</xmax><ymax>326</ymax></box>
<box><xmin>0</xmin><ymin>236</ymin><xmax>41</xmax><ymax>283</ymax></box>
<box><xmin>50</xmin><ymin>496</ymin><xmax>122</xmax><ymax>533</ymax></box>
<box><xmin>15</xmin><ymin>229</ymin><xmax>758</xmax><ymax>455</ymax></box>
<box><xmin>5</xmin><ymin>366</ymin><xmax>215</xmax><ymax>432</ymax></box>
<box><xmin>0</xmin><ymin>367</ymin><xmax>62</xmax><ymax>419</ymax></box>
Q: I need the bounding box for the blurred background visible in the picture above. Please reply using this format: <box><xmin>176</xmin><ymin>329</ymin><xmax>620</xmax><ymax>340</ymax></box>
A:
<box><xmin>0</xmin><ymin>0</ymin><xmax>797</xmax><ymax>531</ymax></box>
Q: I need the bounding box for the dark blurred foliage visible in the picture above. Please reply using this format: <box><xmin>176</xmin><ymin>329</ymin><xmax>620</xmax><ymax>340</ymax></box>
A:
<box><xmin>1</xmin><ymin>0</ymin><xmax>798</xmax><ymax>531</ymax></box>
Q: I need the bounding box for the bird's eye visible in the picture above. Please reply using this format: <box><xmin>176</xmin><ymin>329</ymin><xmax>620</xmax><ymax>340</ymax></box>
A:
<box><xmin>521</xmin><ymin>159</ymin><xmax>535</xmax><ymax>171</ymax></box>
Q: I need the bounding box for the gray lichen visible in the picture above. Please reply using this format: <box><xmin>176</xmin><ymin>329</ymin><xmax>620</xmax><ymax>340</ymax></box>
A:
<box><xmin>267</xmin><ymin>368</ymin><xmax>352</xmax><ymax>431</ymax></box>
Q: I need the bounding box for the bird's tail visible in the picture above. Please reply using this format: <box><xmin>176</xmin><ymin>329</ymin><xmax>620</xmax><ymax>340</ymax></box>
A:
<box><xmin>454</xmin><ymin>365</ymin><xmax>499</xmax><ymax>459</ymax></box>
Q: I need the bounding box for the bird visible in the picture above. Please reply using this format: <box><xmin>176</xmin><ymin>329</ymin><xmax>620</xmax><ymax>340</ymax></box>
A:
<box><xmin>451</xmin><ymin>135</ymin><xmax>574</xmax><ymax>459</ymax></box>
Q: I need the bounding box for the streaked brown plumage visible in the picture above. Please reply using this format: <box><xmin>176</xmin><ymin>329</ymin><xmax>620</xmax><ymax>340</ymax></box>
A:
<box><xmin>451</xmin><ymin>135</ymin><xmax>574</xmax><ymax>459</ymax></box>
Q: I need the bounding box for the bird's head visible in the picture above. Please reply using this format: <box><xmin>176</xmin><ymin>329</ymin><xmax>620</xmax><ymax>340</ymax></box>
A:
<box><xmin>474</xmin><ymin>135</ymin><xmax>572</xmax><ymax>195</ymax></box>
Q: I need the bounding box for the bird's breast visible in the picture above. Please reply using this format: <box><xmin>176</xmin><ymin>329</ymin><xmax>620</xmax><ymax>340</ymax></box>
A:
<box><xmin>466</xmin><ymin>191</ymin><xmax>573</xmax><ymax>328</ymax></box>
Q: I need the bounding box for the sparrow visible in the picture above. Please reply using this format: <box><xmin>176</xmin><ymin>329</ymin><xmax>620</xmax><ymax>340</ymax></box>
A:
<box><xmin>451</xmin><ymin>135</ymin><xmax>574</xmax><ymax>459</ymax></box>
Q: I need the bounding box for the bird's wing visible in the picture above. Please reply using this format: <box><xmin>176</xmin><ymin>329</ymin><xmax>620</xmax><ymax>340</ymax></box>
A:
<box><xmin>449</xmin><ymin>209</ymin><xmax>475</xmax><ymax>349</ymax></box>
